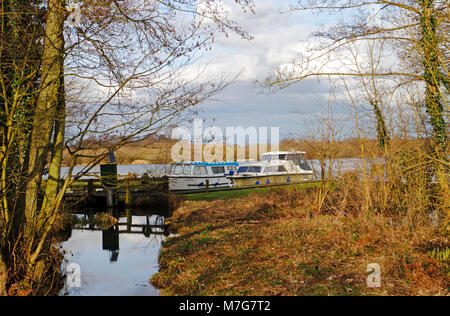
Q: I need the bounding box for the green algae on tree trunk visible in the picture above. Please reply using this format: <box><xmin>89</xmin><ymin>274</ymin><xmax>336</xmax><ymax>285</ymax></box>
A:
<box><xmin>0</xmin><ymin>0</ymin><xmax>256</xmax><ymax>294</ymax></box>
<box><xmin>20</xmin><ymin>0</ymin><xmax>66</xmax><ymax>280</ymax></box>
<box><xmin>0</xmin><ymin>253</ymin><xmax>6</xmax><ymax>296</ymax></box>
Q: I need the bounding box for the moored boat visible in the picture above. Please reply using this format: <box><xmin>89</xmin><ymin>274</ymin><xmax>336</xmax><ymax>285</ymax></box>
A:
<box><xmin>229</xmin><ymin>151</ymin><xmax>313</xmax><ymax>187</ymax></box>
<box><xmin>167</xmin><ymin>162</ymin><xmax>238</xmax><ymax>192</ymax></box>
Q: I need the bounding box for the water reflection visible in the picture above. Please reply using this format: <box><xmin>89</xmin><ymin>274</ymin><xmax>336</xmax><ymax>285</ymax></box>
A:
<box><xmin>60</xmin><ymin>210</ymin><xmax>169</xmax><ymax>296</ymax></box>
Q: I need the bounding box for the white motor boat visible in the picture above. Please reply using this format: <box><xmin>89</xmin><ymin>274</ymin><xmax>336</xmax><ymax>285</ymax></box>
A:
<box><xmin>167</xmin><ymin>162</ymin><xmax>239</xmax><ymax>192</ymax></box>
<box><xmin>229</xmin><ymin>151</ymin><xmax>313</xmax><ymax>187</ymax></box>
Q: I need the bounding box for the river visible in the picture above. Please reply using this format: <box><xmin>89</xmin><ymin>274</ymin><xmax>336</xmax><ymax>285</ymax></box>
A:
<box><xmin>59</xmin><ymin>211</ymin><xmax>169</xmax><ymax>296</ymax></box>
<box><xmin>58</xmin><ymin>158</ymin><xmax>374</xmax><ymax>296</ymax></box>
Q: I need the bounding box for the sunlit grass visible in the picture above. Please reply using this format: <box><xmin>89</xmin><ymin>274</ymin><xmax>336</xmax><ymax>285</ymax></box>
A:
<box><xmin>152</xmin><ymin>185</ymin><xmax>449</xmax><ymax>296</ymax></box>
<box><xmin>183</xmin><ymin>182</ymin><xmax>317</xmax><ymax>201</ymax></box>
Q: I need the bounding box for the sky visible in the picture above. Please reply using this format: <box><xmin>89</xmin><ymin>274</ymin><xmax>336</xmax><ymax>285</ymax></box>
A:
<box><xmin>180</xmin><ymin>0</ymin><xmax>352</xmax><ymax>140</ymax></box>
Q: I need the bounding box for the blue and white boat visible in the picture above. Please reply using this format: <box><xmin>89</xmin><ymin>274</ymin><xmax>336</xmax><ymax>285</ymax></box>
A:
<box><xmin>167</xmin><ymin>162</ymin><xmax>239</xmax><ymax>192</ymax></box>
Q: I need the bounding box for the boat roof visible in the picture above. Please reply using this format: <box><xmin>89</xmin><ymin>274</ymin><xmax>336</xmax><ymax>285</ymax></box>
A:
<box><xmin>173</xmin><ymin>162</ymin><xmax>239</xmax><ymax>167</ymax></box>
<box><xmin>261</xmin><ymin>151</ymin><xmax>306</xmax><ymax>155</ymax></box>
<box><xmin>238</xmin><ymin>161</ymin><xmax>266</xmax><ymax>166</ymax></box>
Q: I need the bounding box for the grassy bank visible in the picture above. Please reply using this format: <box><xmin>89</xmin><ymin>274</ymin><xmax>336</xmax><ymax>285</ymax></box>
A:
<box><xmin>183</xmin><ymin>182</ymin><xmax>317</xmax><ymax>201</ymax></box>
<box><xmin>151</xmin><ymin>186</ymin><xmax>449</xmax><ymax>296</ymax></box>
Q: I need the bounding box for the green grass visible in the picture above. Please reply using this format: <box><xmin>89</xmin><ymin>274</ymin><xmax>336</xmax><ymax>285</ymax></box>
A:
<box><xmin>183</xmin><ymin>182</ymin><xmax>317</xmax><ymax>201</ymax></box>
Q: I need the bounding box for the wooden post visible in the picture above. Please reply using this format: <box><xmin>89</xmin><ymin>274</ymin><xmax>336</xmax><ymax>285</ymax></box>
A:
<box><xmin>125</xmin><ymin>178</ymin><xmax>131</xmax><ymax>208</ymax></box>
<box><xmin>106</xmin><ymin>189</ymin><xmax>114</xmax><ymax>210</ymax></box>
<box><xmin>86</xmin><ymin>179</ymin><xmax>94</xmax><ymax>207</ymax></box>
<box><xmin>126</xmin><ymin>209</ymin><xmax>132</xmax><ymax>232</ymax></box>
<box><xmin>101</xmin><ymin>163</ymin><xmax>117</xmax><ymax>210</ymax></box>
<box><xmin>206</xmin><ymin>179</ymin><xmax>210</xmax><ymax>193</ymax></box>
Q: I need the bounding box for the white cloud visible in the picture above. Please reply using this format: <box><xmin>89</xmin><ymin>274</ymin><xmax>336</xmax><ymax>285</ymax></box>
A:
<box><xmin>181</xmin><ymin>0</ymin><xmax>343</xmax><ymax>136</ymax></box>
<box><xmin>187</xmin><ymin>0</ymin><xmax>315</xmax><ymax>81</ymax></box>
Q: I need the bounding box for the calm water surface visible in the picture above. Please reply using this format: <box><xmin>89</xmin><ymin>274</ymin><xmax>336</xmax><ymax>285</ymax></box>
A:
<box><xmin>60</xmin><ymin>213</ymin><xmax>168</xmax><ymax>296</ymax></box>
<box><xmin>58</xmin><ymin>158</ymin><xmax>370</xmax><ymax>296</ymax></box>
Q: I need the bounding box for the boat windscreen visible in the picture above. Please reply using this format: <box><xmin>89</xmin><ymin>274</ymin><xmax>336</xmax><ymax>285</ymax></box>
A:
<box><xmin>290</xmin><ymin>155</ymin><xmax>312</xmax><ymax>171</ymax></box>
<box><xmin>237</xmin><ymin>166</ymin><xmax>249</xmax><ymax>173</ymax></box>
<box><xmin>247</xmin><ymin>166</ymin><xmax>262</xmax><ymax>173</ymax></box>
<box><xmin>299</xmin><ymin>161</ymin><xmax>312</xmax><ymax>171</ymax></box>
<box><xmin>298</xmin><ymin>157</ymin><xmax>312</xmax><ymax>171</ymax></box>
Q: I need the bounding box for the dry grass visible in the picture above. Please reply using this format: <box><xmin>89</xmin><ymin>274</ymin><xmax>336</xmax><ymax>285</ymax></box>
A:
<box><xmin>148</xmin><ymin>134</ymin><xmax>449</xmax><ymax>296</ymax></box>
<box><xmin>280</xmin><ymin>138</ymin><xmax>432</xmax><ymax>159</ymax></box>
<box><xmin>62</xmin><ymin>142</ymin><xmax>175</xmax><ymax>166</ymax></box>
<box><xmin>151</xmin><ymin>186</ymin><xmax>449</xmax><ymax>296</ymax></box>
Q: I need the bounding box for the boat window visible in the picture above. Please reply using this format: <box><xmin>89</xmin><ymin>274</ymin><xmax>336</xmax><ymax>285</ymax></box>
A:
<box><xmin>263</xmin><ymin>166</ymin><xmax>276</xmax><ymax>173</ymax></box>
<box><xmin>182</xmin><ymin>165</ymin><xmax>192</xmax><ymax>175</ymax></box>
<box><xmin>279</xmin><ymin>154</ymin><xmax>287</xmax><ymax>160</ymax></box>
<box><xmin>237</xmin><ymin>166</ymin><xmax>249</xmax><ymax>173</ymax></box>
<box><xmin>278</xmin><ymin>165</ymin><xmax>287</xmax><ymax>172</ymax></box>
<box><xmin>261</xmin><ymin>155</ymin><xmax>271</xmax><ymax>161</ymax></box>
<box><xmin>263</xmin><ymin>165</ymin><xmax>286</xmax><ymax>173</ymax></box>
<box><xmin>193</xmin><ymin>166</ymin><xmax>208</xmax><ymax>175</ymax></box>
<box><xmin>296</xmin><ymin>156</ymin><xmax>312</xmax><ymax>171</ymax></box>
<box><xmin>211</xmin><ymin>166</ymin><xmax>225</xmax><ymax>174</ymax></box>
<box><xmin>173</xmin><ymin>165</ymin><xmax>183</xmax><ymax>175</ymax></box>
<box><xmin>247</xmin><ymin>166</ymin><xmax>262</xmax><ymax>173</ymax></box>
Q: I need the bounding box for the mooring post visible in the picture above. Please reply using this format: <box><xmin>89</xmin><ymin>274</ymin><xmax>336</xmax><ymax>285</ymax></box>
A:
<box><xmin>86</xmin><ymin>179</ymin><xmax>94</xmax><ymax>206</ymax></box>
<box><xmin>206</xmin><ymin>179</ymin><xmax>210</xmax><ymax>193</ymax></box>
<box><xmin>101</xmin><ymin>159</ymin><xmax>118</xmax><ymax>210</ymax></box>
<box><xmin>106</xmin><ymin>189</ymin><xmax>114</xmax><ymax>210</ymax></box>
<box><xmin>125</xmin><ymin>178</ymin><xmax>131</xmax><ymax>209</ymax></box>
<box><xmin>126</xmin><ymin>208</ymin><xmax>132</xmax><ymax>232</ymax></box>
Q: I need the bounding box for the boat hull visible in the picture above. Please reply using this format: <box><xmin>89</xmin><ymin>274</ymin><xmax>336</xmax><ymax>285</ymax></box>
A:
<box><xmin>168</xmin><ymin>176</ymin><xmax>233</xmax><ymax>192</ymax></box>
<box><xmin>230</xmin><ymin>173</ymin><xmax>313</xmax><ymax>187</ymax></box>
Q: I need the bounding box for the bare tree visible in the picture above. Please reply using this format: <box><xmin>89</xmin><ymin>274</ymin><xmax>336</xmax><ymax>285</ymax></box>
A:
<box><xmin>0</xmin><ymin>0</ymin><xmax>254</xmax><ymax>295</ymax></box>
<box><xmin>264</xmin><ymin>0</ymin><xmax>448</xmax><ymax>224</ymax></box>
<box><xmin>268</xmin><ymin>0</ymin><xmax>448</xmax><ymax>166</ymax></box>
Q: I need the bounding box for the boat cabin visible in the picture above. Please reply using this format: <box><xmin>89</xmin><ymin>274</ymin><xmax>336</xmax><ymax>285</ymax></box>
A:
<box><xmin>260</xmin><ymin>151</ymin><xmax>312</xmax><ymax>171</ymax></box>
<box><xmin>168</xmin><ymin>162</ymin><xmax>238</xmax><ymax>177</ymax></box>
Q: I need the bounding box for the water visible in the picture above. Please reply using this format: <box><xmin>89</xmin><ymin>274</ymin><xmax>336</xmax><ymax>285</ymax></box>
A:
<box><xmin>59</xmin><ymin>212</ymin><xmax>168</xmax><ymax>296</ymax></box>
<box><xmin>56</xmin><ymin>164</ymin><xmax>171</xmax><ymax>180</ymax></box>
<box><xmin>57</xmin><ymin>159</ymin><xmax>369</xmax><ymax>180</ymax></box>
<box><xmin>57</xmin><ymin>158</ymin><xmax>372</xmax><ymax>296</ymax></box>
<box><xmin>309</xmin><ymin>158</ymin><xmax>377</xmax><ymax>180</ymax></box>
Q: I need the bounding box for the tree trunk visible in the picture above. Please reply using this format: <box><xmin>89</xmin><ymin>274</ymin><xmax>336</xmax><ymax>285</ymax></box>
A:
<box><xmin>419</xmin><ymin>0</ymin><xmax>448</xmax><ymax>218</ymax></box>
<box><xmin>420</xmin><ymin>0</ymin><xmax>446</xmax><ymax>159</ymax></box>
<box><xmin>370</xmin><ymin>100</ymin><xmax>389</xmax><ymax>149</ymax></box>
<box><xmin>24</xmin><ymin>0</ymin><xmax>65</xmax><ymax>241</ymax></box>
<box><xmin>0</xmin><ymin>252</ymin><xmax>6</xmax><ymax>296</ymax></box>
<box><xmin>39</xmin><ymin>57</ymin><xmax>66</xmax><ymax>227</ymax></box>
